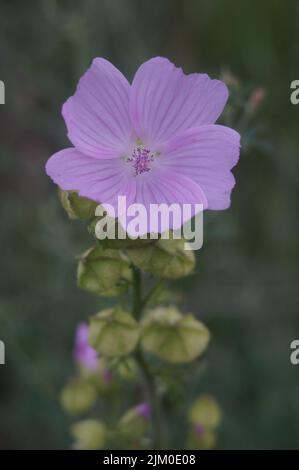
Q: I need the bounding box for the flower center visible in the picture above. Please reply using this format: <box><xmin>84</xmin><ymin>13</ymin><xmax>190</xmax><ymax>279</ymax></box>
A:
<box><xmin>126</xmin><ymin>146</ymin><xmax>155</xmax><ymax>176</ymax></box>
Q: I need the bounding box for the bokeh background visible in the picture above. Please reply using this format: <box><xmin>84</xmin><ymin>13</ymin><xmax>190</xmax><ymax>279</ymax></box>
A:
<box><xmin>0</xmin><ymin>0</ymin><xmax>298</xmax><ymax>449</ymax></box>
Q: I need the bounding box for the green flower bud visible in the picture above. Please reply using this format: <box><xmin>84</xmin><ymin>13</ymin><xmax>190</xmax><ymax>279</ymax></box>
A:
<box><xmin>77</xmin><ymin>245</ymin><xmax>132</xmax><ymax>297</ymax></box>
<box><xmin>88</xmin><ymin>215</ymin><xmax>156</xmax><ymax>250</ymax></box>
<box><xmin>118</xmin><ymin>403</ymin><xmax>150</xmax><ymax>440</ymax></box>
<box><xmin>187</xmin><ymin>396</ymin><xmax>222</xmax><ymax>450</ymax></box>
<box><xmin>60</xmin><ymin>378</ymin><xmax>97</xmax><ymax>415</ymax></box>
<box><xmin>102</xmin><ymin>236</ymin><xmax>155</xmax><ymax>250</ymax></box>
<box><xmin>189</xmin><ymin>395</ymin><xmax>222</xmax><ymax>428</ymax></box>
<box><xmin>71</xmin><ymin>419</ymin><xmax>106</xmax><ymax>449</ymax></box>
<box><xmin>127</xmin><ymin>238</ymin><xmax>195</xmax><ymax>279</ymax></box>
<box><xmin>188</xmin><ymin>428</ymin><xmax>216</xmax><ymax>450</ymax></box>
<box><xmin>116</xmin><ymin>358</ymin><xmax>138</xmax><ymax>381</ymax></box>
<box><xmin>79</xmin><ymin>358</ymin><xmax>114</xmax><ymax>393</ymax></box>
<box><xmin>89</xmin><ymin>307</ymin><xmax>139</xmax><ymax>357</ymax></box>
<box><xmin>58</xmin><ymin>190</ymin><xmax>97</xmax><ymax>220</ymax></box>
<box><xmin>141</xmin><ymin>307</ymin><xmax>210</xmax><ymax>363</ymax></box>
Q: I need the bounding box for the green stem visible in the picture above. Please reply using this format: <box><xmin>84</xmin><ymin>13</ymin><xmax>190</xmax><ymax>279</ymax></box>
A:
<box><xmin>135</xmin><ymin>349</ymin><xmax>162</xmax><ymax>449</ymax></box>
<box><xmin>140</xmin><ymin>279</ymin><xmax>164</xmax><ymax>311</ymax></box>
<box><xmin>132</xmin><ymin>266</ymin><xmax>142</xmax><ymax>320</ymax></box>
<box><xmin>131</xmin><ymin>267</ymin><xmax>163</xmax><ymax>449</ymax></box>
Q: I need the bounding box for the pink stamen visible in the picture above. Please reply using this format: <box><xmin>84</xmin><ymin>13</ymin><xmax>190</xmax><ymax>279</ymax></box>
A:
<box><xmin>127</xmin><ymin>146</ymin><xmax>154</xmax><ymax>176</ymax></box>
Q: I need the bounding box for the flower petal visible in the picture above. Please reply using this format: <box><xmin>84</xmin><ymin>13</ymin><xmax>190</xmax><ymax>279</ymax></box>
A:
<box><xmin>74</xmin><ymin>323</ymin><xmax>98</xmax><ymax>371</ymax></box>
<box><xmin>119</xmin><ymin>170</ymin><xmax>207</xmax><ymax>236</ymax></box>
<box><xmin>63</xmin><ymin>58</ymin><xmax>133</xmax><ymax>158</ymax></box>
<box><xmin>46</xmin><ymin>148</ymin><xmax>136</xmax><ymax>213</ymax></box>
<box><xmin>161</xmin><ymin>125</ymin><xmax>241</xmax><ymax>210</ymax></box>
<box><xmin>130</xmin><ymin>57</ymin><xmax>228</xmax><ymax>147</ymax></box>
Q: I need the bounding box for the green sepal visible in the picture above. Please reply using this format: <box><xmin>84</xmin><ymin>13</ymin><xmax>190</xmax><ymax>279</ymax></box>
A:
<box><xmin>141</xmin><ymin>307</ymin><xmax>210</xmax><ymax>363</ymax></box>
<box><xmin>58</xmin><ymin>189</ymin><xmax>97</xmax><ymax>220</ymax></box>
<box><xmin>77</xmin><ymin>245</ymin><xmax>132</xmax><ymax>297</ymax></box>
<box><xmin>60</xmin><ymin>378</ymin><xmax>97</xmax><ymax>415</ymax></box>
<box><xmin>127</xmin><ymin>238</ymin><xmax>195</xmax><ymax>279</ymax></box>
<box><xmin>71</xmin><ymin>419</ymin><xmax>106</xmax><ymax>449</ymax></box>
<box><xmin>89</xmin><ymin>307</ymin><xmax>140</xmax><ymax>357</ymax></box>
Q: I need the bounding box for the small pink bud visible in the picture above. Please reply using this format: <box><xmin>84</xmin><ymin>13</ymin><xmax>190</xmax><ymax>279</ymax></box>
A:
<box><xmin>136</xmin><ymin>402</ymin><xmax>151</xmax><ymax>419</ymax></box>
<box><xmin>103</xmin><ymin>369</ymin><xmax>113</xmax><ymax>384</ymax></box>
<box><xmin>194</xmin><ymin>423</ymin><xmax>204</xmax><ymax>435</ymax></box>
<box><xmin>248</xmin><ymin>87</ymin><xmax>266</xmax><ymax>111</ymax></box>
<box><xmin>74</xmin><ymin>323</ymin><xmax>98</xmax><ymax>370</ymax></box>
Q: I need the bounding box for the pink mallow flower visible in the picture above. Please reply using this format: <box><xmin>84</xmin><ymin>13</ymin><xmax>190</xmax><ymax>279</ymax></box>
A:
<box><xmin>74</xmin><ymin>322</ymin><xmax>98</xmax><ymax>370</ymax></box>
<box><xmin>46</xmin><ymin>57</ymin><xmax>240</xmax><ymax>232</ymax></box>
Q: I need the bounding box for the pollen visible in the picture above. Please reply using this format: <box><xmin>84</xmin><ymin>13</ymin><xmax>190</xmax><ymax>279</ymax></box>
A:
<box><xmin>127</xmin><ymin>146</ymin><xmax>155</xmax><ymax>176</ymax></box>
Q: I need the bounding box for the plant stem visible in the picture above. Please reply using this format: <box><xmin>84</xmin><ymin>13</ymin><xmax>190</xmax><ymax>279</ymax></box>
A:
<box><xmin>132</xmin><ymin>266</ymin><xmax>163</xmax><ymax>449</ymax></box>
<box><xmin>135</xmin><ymin>348</ymin><xmax>162</xmax><ymax>449</ymax></box>
<box><xmin>140</xmin><ymin>279</ymin><xmax>164</xmax><ymax>311</ymax></box>
<box><xmin>132</xmin><ymin>266</ymin><xmax>142</xmax><ymax>320</ymax></box>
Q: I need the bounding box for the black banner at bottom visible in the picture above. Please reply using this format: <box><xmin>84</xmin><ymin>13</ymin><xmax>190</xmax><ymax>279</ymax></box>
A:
<box><xmin>0</xmin><ymin>449</ymin><xmax>297</xmax><ymax>466</ymax></box>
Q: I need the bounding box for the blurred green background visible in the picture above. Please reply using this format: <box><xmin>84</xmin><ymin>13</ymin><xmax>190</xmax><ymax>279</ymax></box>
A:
<box><xmin>0</xmin><ymin>0</ymin><xmax>298</xmax><ymax>449</ymax></box>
